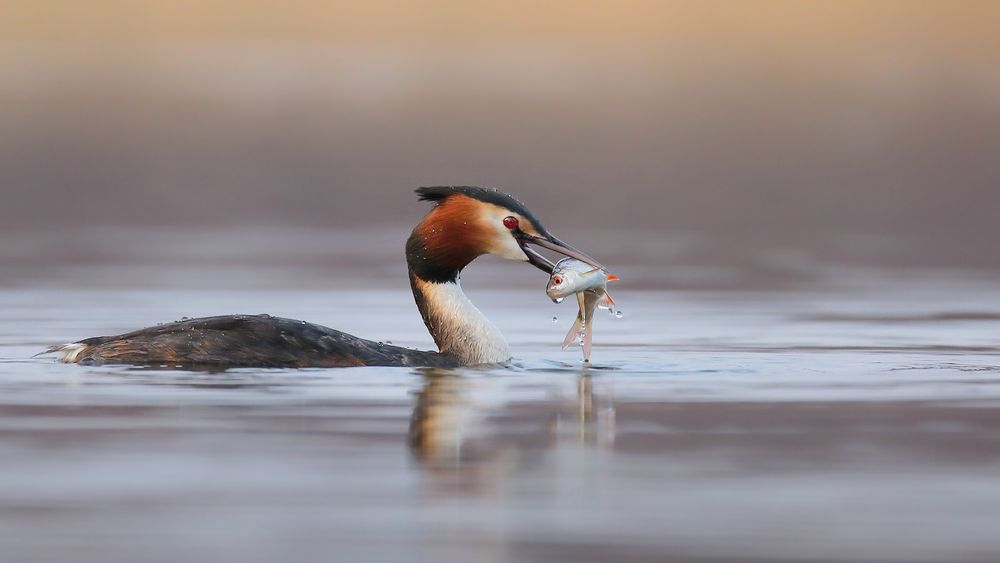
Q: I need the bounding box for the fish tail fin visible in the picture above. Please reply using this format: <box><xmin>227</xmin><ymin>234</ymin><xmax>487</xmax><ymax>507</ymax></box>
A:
<box><xmin>582</xmin><ymin>321</ymin><xmax>594</xmax><ymax>361</ymax></box>
<box><xmin>561</xmin><ymin>312</ymin><xmax>584</xmax><ymax>350</ymax></box>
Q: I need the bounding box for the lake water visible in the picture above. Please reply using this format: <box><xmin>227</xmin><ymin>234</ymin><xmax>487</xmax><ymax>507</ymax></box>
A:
<box><xmin>2</xmin><ymin>268</ymin><xmax>1000</xmax><ymax>562</ymax></box>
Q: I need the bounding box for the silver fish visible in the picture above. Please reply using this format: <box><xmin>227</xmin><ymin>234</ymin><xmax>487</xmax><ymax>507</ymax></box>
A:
<box><xmin>546</xmin><ymin>258</ymin><xmax>618</xmax><ymax>361</ymax></box>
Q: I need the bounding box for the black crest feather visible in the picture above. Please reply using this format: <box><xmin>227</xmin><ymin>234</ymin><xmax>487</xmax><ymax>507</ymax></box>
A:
<box><xmin>414</xmin><ymin>186</ymin><xmax>545</xmax><ymax>232</ymax></box>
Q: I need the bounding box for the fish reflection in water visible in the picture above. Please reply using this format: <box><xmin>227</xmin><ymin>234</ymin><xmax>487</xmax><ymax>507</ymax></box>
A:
<box><xmin>408</xmin><ymin>369</ymin><xmax>615</xmax><ymax>480</ymax></box>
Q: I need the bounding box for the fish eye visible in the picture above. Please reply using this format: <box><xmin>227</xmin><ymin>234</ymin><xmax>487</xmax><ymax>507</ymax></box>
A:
<box><xmin>552</xmin><ymin>275</ymin><xmax>563</xmax><ymax>285</ymax></box>
<box><xmin>502</xmin><ymin>216</ymin><xmax>519</xmax><ymax>230</ymax></box>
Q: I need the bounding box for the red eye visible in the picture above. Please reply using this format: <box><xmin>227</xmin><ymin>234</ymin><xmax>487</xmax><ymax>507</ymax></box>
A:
<box><xmin>502</xmin><ymin>216</ymin><xmax>519</xmax><ymax>230</ymax></box>
<box><xmin>552</xmin><ymin>276</ymin><xmax>563</xmax><ymax>285</ymax></box>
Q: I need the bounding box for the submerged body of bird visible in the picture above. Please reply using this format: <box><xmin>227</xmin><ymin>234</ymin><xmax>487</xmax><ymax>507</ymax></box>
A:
<box><xmin>546</xmin><ymin>258</ymin><xmax>619</xmax><ymax>362</ymax></box>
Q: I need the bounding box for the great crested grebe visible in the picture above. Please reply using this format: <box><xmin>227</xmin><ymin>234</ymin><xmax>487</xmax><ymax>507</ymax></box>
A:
<box><xmin>43</xmin><ymin>187</ymin><xmax>605</xmax><ymax>368</ymax></box>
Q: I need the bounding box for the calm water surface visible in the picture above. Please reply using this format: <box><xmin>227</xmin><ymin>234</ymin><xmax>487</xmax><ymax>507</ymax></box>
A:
<box><xmin>2</xmin><ymin>279</ymin><xmax>1000</xmax><ymax>562</ymax></box>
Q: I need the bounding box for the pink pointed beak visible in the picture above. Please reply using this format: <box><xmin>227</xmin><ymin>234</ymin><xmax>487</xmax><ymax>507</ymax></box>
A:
<box><xmin>516</xmin><ymin>232</ymin><xmax>606</xmax><ymax>275</ymax></box>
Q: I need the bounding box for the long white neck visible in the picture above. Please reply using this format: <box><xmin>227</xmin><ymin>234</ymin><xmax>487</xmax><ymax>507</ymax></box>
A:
<box><xmin>411</xmin><ymin>276</ymin><xmax>511</xmax><ymax>366</ymax></box>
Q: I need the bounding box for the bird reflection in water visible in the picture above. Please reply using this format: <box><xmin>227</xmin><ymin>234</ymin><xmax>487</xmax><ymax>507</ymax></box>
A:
<box><xmin>408</xmin><ymin>368</ymin><xmax>616</xmax><ymax>485</ymax></box>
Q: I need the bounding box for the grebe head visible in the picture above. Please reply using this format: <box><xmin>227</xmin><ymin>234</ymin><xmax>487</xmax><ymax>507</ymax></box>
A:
<box><xmin>409</xmin><ymin>186</ymin><xmax>604</xmax><ymax>281</ymax></box>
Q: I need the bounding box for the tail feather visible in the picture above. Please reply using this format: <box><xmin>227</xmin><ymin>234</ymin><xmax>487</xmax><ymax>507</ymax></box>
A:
<box><xmin>35</xmin><ymin>343</ymin><xmax>89</xmax><ymax>363</ymax></box>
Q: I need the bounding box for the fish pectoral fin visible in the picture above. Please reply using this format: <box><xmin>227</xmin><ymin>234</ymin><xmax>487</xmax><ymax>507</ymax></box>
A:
<box><xmin>596</xmin><ymin>291</ymin><xmax>615</xmax><ymax>309</ymax></box>
<box><xmin>561</xmin><ymin>317</ymin><xmax>583</xmax><ymax>349</ymax></box>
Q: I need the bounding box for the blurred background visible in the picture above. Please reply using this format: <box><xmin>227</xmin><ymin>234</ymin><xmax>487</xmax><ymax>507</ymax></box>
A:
<box><xmin>2</xmin><ymin>0</ymin><xmax>999</xmax><ymax>289</ymax></box>
<box><xmin>4</xmin><ymin>5</ymin><xmax>1000</xmax><ymax>562</ymax></box>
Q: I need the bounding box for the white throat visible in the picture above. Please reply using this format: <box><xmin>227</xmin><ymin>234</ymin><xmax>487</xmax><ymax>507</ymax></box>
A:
<box><xmin>417</xmin><ymin>278</ymin><xmax>511</xmax><ymax>365</ymax></box>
